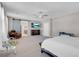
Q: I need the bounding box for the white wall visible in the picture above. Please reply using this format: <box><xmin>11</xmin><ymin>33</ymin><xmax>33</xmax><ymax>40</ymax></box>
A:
<box><xmin>8</xmin><ymin>17</ymin><xmax>13</xmax><ymax>31</ymax></box>
<box><xmin>42</xmin><ymin>20</ymin><xmax>52</xmax><ymax>37</ymax></box>
<box><xmin>0</xmin><ymin>4</ymin><xmax>3</xmax><ymax>37</ymax></box>
<box><xmin>0</xmin><ymin>3</ymin><xmax>8</xmax><ymax>40</ymax></box>
<box><xmin>21</xmin><ymin>21</ymin><xmax>29</xmax><ymax>37</ymax></box>
<box><xmin>6</xmin><ymin>12</ymin><xmax>45</xmax><ymax>21</ymax></box>
<box><xmin>42</xmin><ymin>22</ymin><xmax>50</xmax><ymax>37</ymax></box>
<box><xmin>53</xmin><ymin>12</ymin><xmax>79</xmax><ymax>37</ymax></box>
<box><xmin>6</xmin><ymin>9</ymin><xmax>52</xmax><ymax>37</ymax></box>
<box><xmin>5</xmin><ymin>16</ymin><xmax>8</xmax><ymax>37</ymax></box>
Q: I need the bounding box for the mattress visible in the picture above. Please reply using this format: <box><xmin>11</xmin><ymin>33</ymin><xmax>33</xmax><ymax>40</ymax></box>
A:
<box><xmin>41</xmin><ymin>35</ymin><xmax>79</xmax><ymax>57</ymax></box>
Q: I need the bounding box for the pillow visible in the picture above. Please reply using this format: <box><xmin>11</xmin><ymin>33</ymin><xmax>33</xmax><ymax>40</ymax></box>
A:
<box><xmin>59</xmin><ymin>32</ymin><xmax>74</xmax><ymax>37</ymax></box>
<box><xmin>60</xmin><ymin>34</ymin><xmax>70</xmax><ymax>37</ymax></box>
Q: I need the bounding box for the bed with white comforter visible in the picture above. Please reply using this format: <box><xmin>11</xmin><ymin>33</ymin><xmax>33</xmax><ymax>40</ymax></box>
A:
<box><xmin>41</xmin><ymin>35</ymin><xmax>79</xmax><ymax>57</ymax></box>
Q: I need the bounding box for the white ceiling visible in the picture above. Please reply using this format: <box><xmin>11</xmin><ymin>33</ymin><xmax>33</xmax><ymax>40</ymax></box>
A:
<box><xmin>2</xmin><ymin>2</ymin><xmax>79</xmax><ymax>19</ymax></box>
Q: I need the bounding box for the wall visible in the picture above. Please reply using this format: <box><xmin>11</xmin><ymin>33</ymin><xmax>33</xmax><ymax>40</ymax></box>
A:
<box><xmin>42</xmin><ymin>22</ymin><xmax>50</xmax><ymax>37</ymax></box>
<box><xmin>5</xmin><ymin>16</ymin><xmax>8</xmax><ymax>37</ymax></box>
<box><xmin>21</xmin><ymin>21</ymin><xmax>29</xmax><ymax>37</ymax></box>
<box><xmin>0</xmin><ymin>4</ymin><xmax>3</xmax><ymax>37</ymax></box>
<box><xmin>42</xmin><ymin>19</ymin><xmax>52</xmax><ymax>37</ymax></box>
<box><xmin>6</xmin><ymin>12</ymin><xmax>44</xmax><ymax>21</ymax></box>
<box><xmin>53</xmin><ymin>12</ymin><xmax>79</xmax><ymax>37</ymax></box>
<box><xmin>8</xmin><ymin>17</ymin><xmax>14</xmax><ymax>31</ymax></box>
<box><xmin>6</xmin><ymin>11</ymin><xmax>52</xmax><ymax>37</ymax></box>
<box><xmin>0</xmin><ymin>3</ymin><xmax>9</xmax><ymax>40</ymax></box>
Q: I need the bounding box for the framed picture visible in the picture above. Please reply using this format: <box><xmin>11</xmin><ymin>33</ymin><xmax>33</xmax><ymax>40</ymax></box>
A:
<box><xmin>31</xmin><ymin>22</ymin><xmax>41</xmax><ymax>28</ymax></box>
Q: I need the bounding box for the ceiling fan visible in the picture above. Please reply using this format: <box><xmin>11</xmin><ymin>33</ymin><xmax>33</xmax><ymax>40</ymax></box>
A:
<box><xmin>32</xmin><ymin>11</ymin><xmax>49</xmax><ymax>19</ymax></box>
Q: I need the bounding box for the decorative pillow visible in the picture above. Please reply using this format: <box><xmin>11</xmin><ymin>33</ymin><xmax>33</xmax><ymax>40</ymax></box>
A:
<box><xmin>59</xmin><ymin>32</ymin><xmax>74</xmax><ymax>37</ymax></box>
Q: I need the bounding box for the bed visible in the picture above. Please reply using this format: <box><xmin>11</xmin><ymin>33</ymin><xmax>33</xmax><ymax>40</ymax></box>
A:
<box><xmin>41</xmin><ymin>32</ymin><xmax>79</xmax><ymax>57</ymax></box>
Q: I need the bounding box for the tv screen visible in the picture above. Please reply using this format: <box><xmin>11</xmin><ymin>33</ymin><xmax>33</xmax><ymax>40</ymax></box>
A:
<box><xmin>31</xmin><ymin>22</ymin><xmax>40</xmax><ymax>28</ymax></box>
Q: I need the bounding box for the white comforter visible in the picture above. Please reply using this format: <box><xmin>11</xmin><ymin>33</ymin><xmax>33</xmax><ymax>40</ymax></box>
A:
<box><xmin>41</xmin><ymin>36</ymin><xmax>79</xmax><ymax>57</ymax></box>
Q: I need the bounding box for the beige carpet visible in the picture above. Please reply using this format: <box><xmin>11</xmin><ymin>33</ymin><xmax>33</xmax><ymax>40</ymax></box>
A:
<box><xmin>5</xmin><ymin>36</ymin><xmax>50</xmax><ymax>57</ymax></box>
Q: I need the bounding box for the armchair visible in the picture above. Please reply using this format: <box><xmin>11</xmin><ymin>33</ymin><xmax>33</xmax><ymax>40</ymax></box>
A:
<box><xmin>0</xmin><ymin>39</ymin><xmax>16</xmax><ymax>56</ymax></box>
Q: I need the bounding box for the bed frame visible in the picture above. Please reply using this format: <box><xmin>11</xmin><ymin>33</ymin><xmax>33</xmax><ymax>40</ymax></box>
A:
<box><xmin>41</xmin><ymin>48</ymin><xmax>58</xmax><ymax>57</ymax></box>
<box><xmin>39</xmin><ymin>42</ymin><xmax>57</xmax><ymax>57</ymax></box>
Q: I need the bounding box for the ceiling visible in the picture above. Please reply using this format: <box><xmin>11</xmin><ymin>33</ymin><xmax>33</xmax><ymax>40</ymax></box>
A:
<box><xmin>2</xmin><ymin>2</ymin><xmax>79</xmax><ymax>20</ymax></box>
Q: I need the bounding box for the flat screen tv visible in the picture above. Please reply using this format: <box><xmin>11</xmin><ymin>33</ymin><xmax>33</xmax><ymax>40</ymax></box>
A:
<box><xmin>31</xmin><ymin>22</ymin><xmax>40</xmax><ymax>28</ymax></box>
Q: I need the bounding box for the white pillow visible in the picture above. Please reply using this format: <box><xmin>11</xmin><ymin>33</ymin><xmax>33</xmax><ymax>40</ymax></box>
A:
<box><xmin>60</xmin><ymin>35</ymin><xmax>70</xmax><ymax>37</ymax></box>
